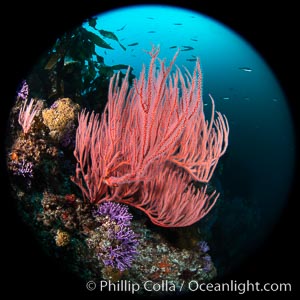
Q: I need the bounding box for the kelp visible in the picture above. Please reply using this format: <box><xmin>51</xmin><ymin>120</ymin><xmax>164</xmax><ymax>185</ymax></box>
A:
<box><xmin>27</xmin><ymin>20</ymin><xmax>134</xmax><ymax>112</ymax></box>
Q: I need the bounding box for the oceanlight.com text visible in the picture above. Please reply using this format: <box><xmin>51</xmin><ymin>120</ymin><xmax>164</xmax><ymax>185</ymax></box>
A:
<box><xmin>86</xmin><ymin>279</ymin><xmax>292</xmax><ymax>294</ymax></box>
<box><xmin>188</xmin><ymin>280</ymin><xmax>292</xmax><ymax>294</ymax></box>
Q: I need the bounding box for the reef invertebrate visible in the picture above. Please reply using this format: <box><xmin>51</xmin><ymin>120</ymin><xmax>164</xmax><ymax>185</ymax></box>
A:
<box><xmin>18</xmin><ymin>98</ymin><xmax>43</xmax><ymax>134</ymax></box>
<box><xmin>72</xmin><ymin>45</ymin><xmax>229</xmax><ymax>227</ymax></box>
<box><xmin>87</xmin><ymin>202</ymin><xmax>138</xmax><ymax>271</ymax></box>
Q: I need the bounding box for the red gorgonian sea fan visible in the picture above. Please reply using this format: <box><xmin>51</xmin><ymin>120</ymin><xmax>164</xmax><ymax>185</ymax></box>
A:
<box><xmin>72</xmin><ymin>45</ymin><xmax>229</xmax><ymax>227</ymax></box>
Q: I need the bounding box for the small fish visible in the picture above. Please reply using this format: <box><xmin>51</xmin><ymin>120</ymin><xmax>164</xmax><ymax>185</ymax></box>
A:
<box><xmin>128</xmin><ymin>42</ymin><xmax>139</xmax><ymax>46</ymax></box>
<box><xmin>119</xmin><ymin>43</ymin><xmax>126</xmax><ymax>51</ymax></box>
<box><xmin>116</xmin><ymin>24</ymin><xmax>126</xmax><ymax>31</ymax></box>
<box><xmin>181</xmin><ymin>46</ymin><xmax>194</xmax><ymax>51</ymax></box>
<box><xmin>147</xmin><ymin>17</ymin><xmax>155</xmax><ymax>20</ymax></box>
<box><xmin>239</xmin><ymin>67</ymin><xmax>252</xmax><ymax>72</ymax></box>
<box><xmin>272</xmin><ymin>98</ymin><xmax>279</xmax><ymax>102</ymax></box>
<box><xmin>190</xmin><ymin>38</ymin><xmax>198</xmax><ymax>41</ymax></box>
<box><xmin>204</xmin><ymin>103</ymin><xmax>208</xmax><ymax>106</ymax></box>
<box><xmin>186</xmin><ymin>58</ymin><xmax>197</xmax><ymax>62</ymax></box>
<box><xmin>169</xmin><ymin>46</ymin><xmax>177</xmax><ymax>49</ymax></box>
<box><xmin>111</xmin><ymin>64</ymin><xmax>131</xmax><ymax>70</ymax></box>
<box><xmin>173</xmin><ymin>23</ymin><xmax>183</xmax><ymax>25</ymax></box>
<box><xmin>148</xmin><ymin>30</ymin><xmax>156</xmax><ymax>33</ymax></box>
<box><xmin>222</xmin><ymin>97</ymin><xmax>230</xmax><ymax>100</ymax></box>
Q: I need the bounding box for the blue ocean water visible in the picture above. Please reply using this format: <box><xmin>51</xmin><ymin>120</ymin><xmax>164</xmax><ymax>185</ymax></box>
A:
<box><xmin>85</xmin><ymin>5</ymin><xmax>295</xmax><ymax>274</ymax></box>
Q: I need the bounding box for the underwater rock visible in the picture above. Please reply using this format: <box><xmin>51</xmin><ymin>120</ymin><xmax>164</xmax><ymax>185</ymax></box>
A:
<box><xmin>35</xmin><ymin>190</ymin><xmax>217</xmax><ymax>295</ymax></box>
<box><xmin>7</xmin><ymin>134</ymin><xmax>58</xmax><ymax>174</ymax></box>
<box><xmin>42</xmin><ymin>98</ymin><xmax>80</xmax><ymax>146</ymax></box>
<box><xmin>121</xmin><ymin>222</ymin><xmax>217</xmax><ymax>295</ymax></box>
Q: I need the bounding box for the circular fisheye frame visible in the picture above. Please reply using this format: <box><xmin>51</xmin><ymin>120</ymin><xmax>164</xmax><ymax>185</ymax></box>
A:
<box><xmin>6</xmin><ymin>4</ymin><xmax>295</xmax><ymax>297</ymax></box>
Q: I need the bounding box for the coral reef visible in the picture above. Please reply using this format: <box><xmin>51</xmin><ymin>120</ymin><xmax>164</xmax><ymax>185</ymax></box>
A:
<box><xmin>6</xmin><ymin>39</ymin><xmax>225</xmax><ymax>296</ymax></box>
<box><xmin>35</xmin><ymin>190</ymin><xmax>216</xmax><ymax>294</ymax></box>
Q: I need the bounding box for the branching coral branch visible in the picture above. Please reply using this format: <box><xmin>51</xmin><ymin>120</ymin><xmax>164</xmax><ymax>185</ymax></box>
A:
<box><xmin>18</xmin><ymin>98</ymin><xmax>42</xmax><ymax>134</ymax></box>
<box><xmin>72</xmin><ymin>46</ymin><xmax>229</xmax><ymax>227</ymax></box>
<box><xmin>170</xmin><ymin>94</ymin><xmax>229</xmax><ymax>183</ymax></box>
<box><xmin>120</xmin><ymin>163</ymin><xmax>219</xmax><ymax>227</ymax></box>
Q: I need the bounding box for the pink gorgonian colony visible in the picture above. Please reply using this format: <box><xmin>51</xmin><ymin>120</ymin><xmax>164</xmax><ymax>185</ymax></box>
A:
<box><xmin>72</xmin><ymin>46</ymin><xmax>229</xmax><ymax>227</ymax></box>
<box><xmin>18</xmin><ymin>97</ymin><xmax>42</xmax><ymax>134</ymax></box>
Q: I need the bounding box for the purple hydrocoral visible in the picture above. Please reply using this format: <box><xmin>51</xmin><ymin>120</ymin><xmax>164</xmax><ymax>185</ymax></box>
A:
<box><xmin>95</xmin><ymin>201</ymin><xmax>133</xmax><ymax>226</ymax></box>
<box><xmin>17</xmin><ymin>80</ymin><xmax>29</xmax><ymax>101</ymax></box>
<box><xmin>93</xmin><ymin>202</ymin><xmax>138</xmax><ymax>271</ymax></box>
<box><xmin>102</xmin><ymin>226</ymin><xmax>138</xmax><ymax>271</ymax></box>
<box><xmin>11</xmin><ymin>159</ymin><xmax>33</xmax><ymax>188</ymax></box>
<box><xmin>13</xmin><ymin>159</ymin><xmax>33</xmax><ymax>178</ymax></box>
<box><xmin>202</xmin><ymin>255</ymin><xmax>212</xmax><ymax>272</ymax></box>
<box><xmin>197</xmin><ymin>240</ymin><xmax>213</xmax><ymax>272</ymax></box>
<box><xmin>198</xmin><ymin>241</ymin><xmax>210</xmax><ymax>253</ymax></box>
